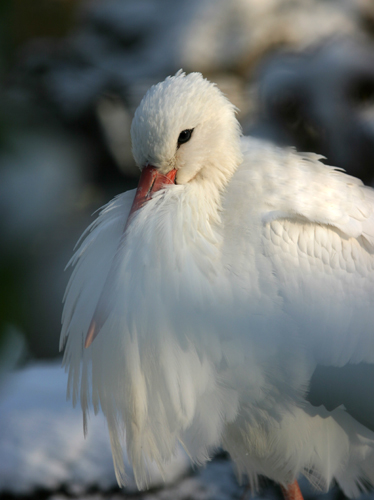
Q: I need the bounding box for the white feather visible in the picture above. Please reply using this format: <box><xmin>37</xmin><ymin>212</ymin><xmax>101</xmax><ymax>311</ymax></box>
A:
<box><xmin>61</xmin><ymin>71</ymin><xmax>374</xmax><ymax>496</ymax></box>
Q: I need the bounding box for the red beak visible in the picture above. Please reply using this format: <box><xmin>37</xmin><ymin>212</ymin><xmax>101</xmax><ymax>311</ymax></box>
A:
<box><xmin>125</xmin><ymin>165</ymin><xmax>177</xmax><ymax>228</ymax></box>
<box><xmin>84</xmin><ymin>165</ymin><xmax>177</xmax><ymax>348</ymax></box>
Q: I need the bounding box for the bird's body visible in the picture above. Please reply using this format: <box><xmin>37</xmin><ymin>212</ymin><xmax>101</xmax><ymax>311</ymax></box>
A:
<box><xmin>61</xmin><ymin>72</ymin><xmax>374</xmax><ymax>497</ymax></box>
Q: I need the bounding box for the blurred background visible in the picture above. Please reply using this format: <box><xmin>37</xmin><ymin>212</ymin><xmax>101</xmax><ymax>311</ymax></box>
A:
<box><xmin>1</xmin><ymin>0</ymin><xmax>374</xmax><ymax>498</ymax></box>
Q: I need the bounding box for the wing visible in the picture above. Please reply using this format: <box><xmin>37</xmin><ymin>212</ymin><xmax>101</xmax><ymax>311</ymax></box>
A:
<box><xmin>225</xmin><ymin>137</ymin><xmax>374</xmax><ymax>368</ymax></box>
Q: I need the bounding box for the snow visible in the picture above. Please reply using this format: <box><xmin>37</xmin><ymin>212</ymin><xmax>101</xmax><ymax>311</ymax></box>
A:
<box><xmin>0</xmin><ymin>363</ymin><xmax>189</xmax><ymax>495</ymax></box>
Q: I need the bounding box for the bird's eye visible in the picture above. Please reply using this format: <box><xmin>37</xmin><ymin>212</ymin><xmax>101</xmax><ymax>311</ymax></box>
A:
<box><xmin>177</xmin><ymin>129</ymin><xmax>194</xmax><ymax>145</ymax></box>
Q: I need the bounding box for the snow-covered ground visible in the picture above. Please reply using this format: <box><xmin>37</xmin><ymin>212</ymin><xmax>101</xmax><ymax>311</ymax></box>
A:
<box><xmin>0</xmin><ymin>363</ymin><xmax>189</xmax><ymax>496</ymax></box>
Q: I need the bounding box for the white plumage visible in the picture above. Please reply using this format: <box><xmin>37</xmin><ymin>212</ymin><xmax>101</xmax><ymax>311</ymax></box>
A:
<box><xmin>60</xmin><ymin>71</ymin><xmax>374</xmax><ymax>497</ymax></box>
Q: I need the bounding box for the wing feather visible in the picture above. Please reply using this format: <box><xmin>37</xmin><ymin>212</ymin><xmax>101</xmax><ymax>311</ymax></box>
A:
<box><xmin>60</xmin><ymin>190</ymin><xmax>134</xmax><ymax>360</ymax></box>
<box><xmin>225</xmin><ymin>137</ymin><xmax>374</xmax><ymax>367</ymax></box>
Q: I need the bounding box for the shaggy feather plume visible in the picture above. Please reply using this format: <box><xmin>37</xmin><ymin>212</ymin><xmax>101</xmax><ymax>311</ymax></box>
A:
<box><xmin>61</xmin><ymin>71</ymin><xmax>374</xmax><ymax>496</ymax></box>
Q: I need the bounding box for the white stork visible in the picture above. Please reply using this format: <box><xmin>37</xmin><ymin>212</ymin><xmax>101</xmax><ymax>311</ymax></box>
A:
<box><xmin>60</xmin><ymin>71</ymin><xmax>374</xmax><ymax>500</ymax></box>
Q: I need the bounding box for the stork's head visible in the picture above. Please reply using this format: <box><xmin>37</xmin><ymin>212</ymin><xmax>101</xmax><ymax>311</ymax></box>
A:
<box><xmin>130</xmin><ymin>71</ymin><xmax>242</xmax><ymax>195</ymax></box>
